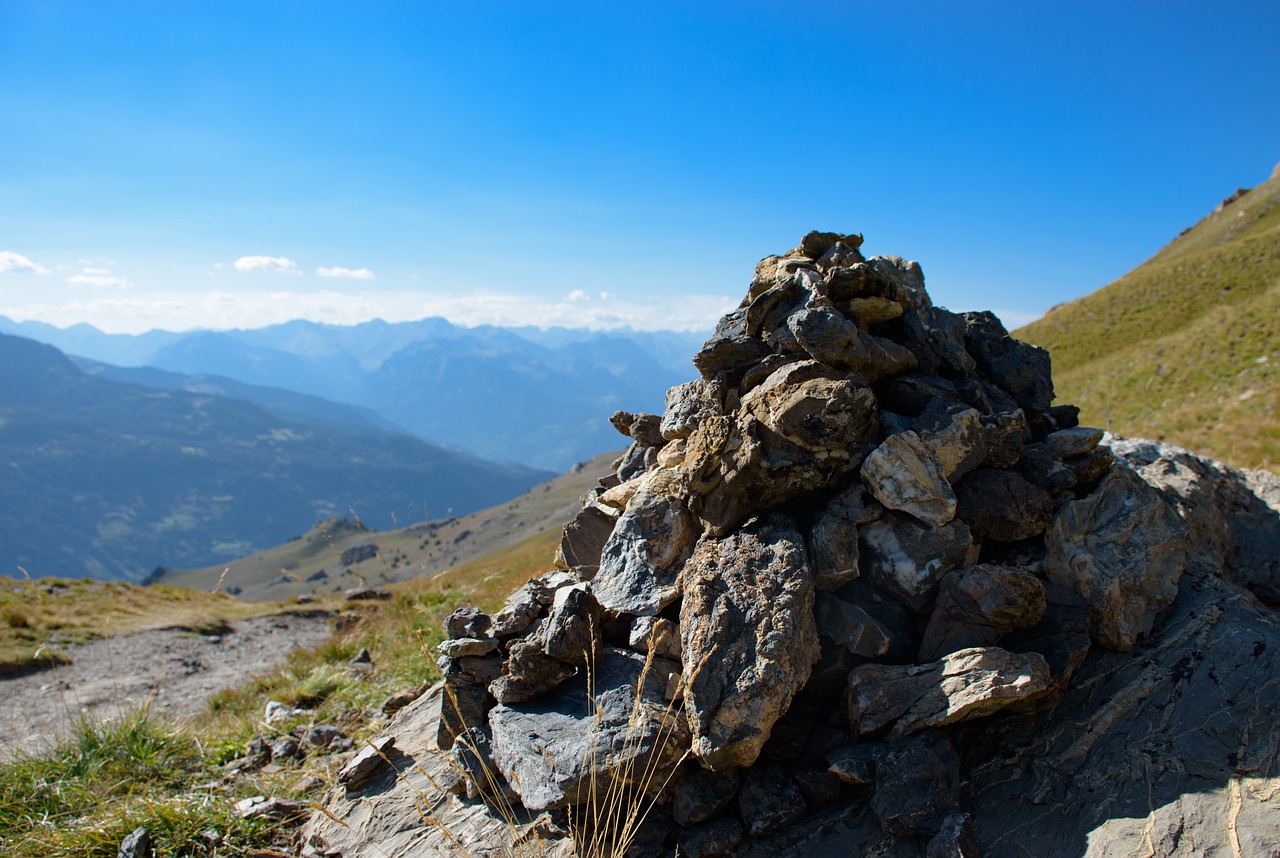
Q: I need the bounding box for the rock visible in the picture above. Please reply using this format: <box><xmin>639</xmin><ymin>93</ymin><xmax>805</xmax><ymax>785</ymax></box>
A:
<box><xmin>381</xmin><ymin>684</ymin><xmax>427</xmax><ymax>717</ymax></box>
<box><xmin>954</xmin><ymin>467</ymin><xmax>1054</xmax><ymax>542</ymax></box>
<box><xmin>1017</xmin><ymin>442</ymin><xmax>1076</xmax><ymax>493</ymax></box>
<box><xmin>661</xmin><ymin>380</ymin><xmax>724</xmax><ymax>440</ymax></box>
<box><xmin>592</xmin><ymin>480</ymin><xmax>698</xmax><ymax>616</ymax></box>
<box><xmin>869</xmin><ymin>732</ymin><xmax>960</xmax><ymax>837</ymax></box>
<box><xmin>1044</xmin><ymin>464</ymin><xmax>1188</xmax><ymax>651</ymax></box>
<box><xmin>436</xmin><ymin>637</ymin><xmax>498</xmax><ymax>659</ymax></box>
<box><xmin>961</xmin><ymin>311</ymin><xmax>1053</xmax><ymax>413</ymax></box>
<box><xmin>980</xmin><ymin>409</ymin><xmax>1026</xmax><ymax>468</ymax></box>
<box><xmin>787</xmin><ymin>306</ymin><xmax>918</xmax><ymax>382</ymax></box>
<box><xmin>489</xmin><ymin>583</ymin><xmax>545</xmax><ymax>639</ymax></box>
<box><xmin>867</xmin><ymin>255</ymin><xmax>930</xmax><ymax>310</ymax></box>
<box><xmin>919</xmin><ymin>564</ymin><xmax>1047</xmax><ymax>661</ymax></box>
<box><xmin>444</xmin><ymin>606</ymin><xmax>492</xmax><ymax>640</ymax></box>
<box><xmin>488</xmin><ymin>648</ymin><xmax>690</xmax><ymax>811</ymax></box>
<box><xmin>557</xmin><ymin>506</ymin><xmax>616</xmax><ymax>576</ymax></box>
<box><xmin>674</xmin><ymin>818</ymin><xmax>745</xmax><ymax>858</ymax></box>
<box><xmin>1063</xmin><ymin>445</ymin><xmax>1115</xmax><ymax>489</ymax></box>
<box><xmin>488</xmin><ymin>639</ymin><xmax>576</xmax><ymax>705</ymax></box>
<box><xmin>118</xmin><ymin>825</ymin><xmax>153</xmax><ymax>858</ymax></box>
<box><xmin>304</xmin><ymin>724</ymin><xmax>347</xmax><ymax>749</ymax></box>
<box><xmin>264</xmin><ymin>700</ymin><xmax>305</xmax><ymax>725</ymax></box>
<box><xmin>448</xmin><ymin>726</ymin><xmax>517</xmax><ymax>803</ymax></box>
<box><xmin>859</xmin><ymin>513</ymin><xmax>975</xmax><ymax>612</ymax></box>
<box><xmin>793</xmin><ymin>768</ymin><xmax>843</xmax><ymax>805</ymax></box>
<box><xmin>737</xmin><ymin>763</ymin><xmax>808</xmax><ymax>838</ymax></box>
<box><xmin>845</xmin><ymin>646</ymin><xmax>1051</xmax><ymax>739</ymax></box>
<box><xmin>861</xmin><ymin>431</ymin><xmax>956</xmax><ymax>527</ymax></box>
<box><xmin>926</xmin><ymin>813</ymin><xmax>980</xmax><ymax>858</ymax></box>
<box><xmin>343</xmin><ymin>586</ymin><xmax>391</xmax><ymax>601</ymax></box>
<box><xmin>1045</xmin><ymin>426</ymin><xmax>1103</xmax><ymax>459</ymax></box>
<box><xmin>815</xmin><ymin>592</ymin><xmax>894</xmax><ymax>658</ymax></box>
<box><xmin>672</xmin><ymin>765</ymin><xmax>741</xmax><ymax>826</ymax></box>
<box><xmin>629</xmin><ymin>615</ymin><xmax>682</xmax><ymax>660</ymax></box>
<box><xmin>680</xmin><ymin>516</ymin><xmax>820</xmax><ymax>770</ymax></box>
<box><xmin>339</xmin><ymin>737</ymin><xmax>398</xmax><ymax>789</ymax></box>
<box><xmin>827</xmin><ymin>743</ymin><xmax>877</xmax><ymax>786</ymax></box>
<box><xmin>268</xmin><ymin>735</ymin><xmax>303</xmax><ymax>761</ymax></box>
<box><xmin>541</xmin><ymin>584</ymin><xmax>601</xmax><ymax>667</ymax></box>
<box><xmin>693</xmin><ymin>307</ymin><xmax>770</xmax><ymax>380</ymax></box>
<box><xmin>237</xmin><ymin>795</ymin><xmax>307</xmax><ymax>821</ymax></box>
<box><xmin>806</xmin><ymin>482</ymin><xmax>881</xmax><ymax>590</ymax></box>
<box><xmin>902</xmin><ymin>305</ymin><xmax>977</xmax><ymax>376</ymax></box>
<box><xmin>915</xmin><ymin>401</ymin><xmax>987</xmax><ymax>482</ymax></box>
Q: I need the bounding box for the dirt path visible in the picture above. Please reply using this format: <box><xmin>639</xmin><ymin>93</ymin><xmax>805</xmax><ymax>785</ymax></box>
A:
<box><xmin>0</xmin><ymin>611</ymin><xmax>333</xmax><ymax>759</ymax></box>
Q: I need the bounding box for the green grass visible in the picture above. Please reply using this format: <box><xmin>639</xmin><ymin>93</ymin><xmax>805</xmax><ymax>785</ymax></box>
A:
<box><xmin>1017</xmin><ymin>170</ymin><xmax>1280</xmax><ymax>472</ymax></box>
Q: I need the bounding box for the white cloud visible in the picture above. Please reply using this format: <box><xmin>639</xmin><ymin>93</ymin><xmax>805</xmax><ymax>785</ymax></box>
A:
<box><xmin>566</xmin><ymin>289</ymin><xmax>589</xmax><ymax>301</ymax></box>
<box><xmin>0</xmin><ymin>251</ymin><xmax>50</xmax><ymax>275</ymax></box>
<box><xmin>82</xmin><ymin>266</ymin><xmax>111</xmax><ymax>276</ymax></box>
<box><xmin>68</xmin><ymin>273</ymin><xmax>129</xmax><ymax>288</ymax></box>
<box><xmin>233</xmin><ymin>255</ymin><xmax>300</xmax><ymax>274</ymax></box>
<box><xmin>316</xmin><ymin>265</ymin><xmax>376</xmax><ymax>280</ymax></box>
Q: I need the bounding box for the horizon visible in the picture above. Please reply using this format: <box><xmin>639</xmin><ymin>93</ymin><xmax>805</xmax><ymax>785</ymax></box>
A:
<box><xmin>1</xmin><ymin>3</ymin><xmax>1278</xmax><ymax>336</ymax></box>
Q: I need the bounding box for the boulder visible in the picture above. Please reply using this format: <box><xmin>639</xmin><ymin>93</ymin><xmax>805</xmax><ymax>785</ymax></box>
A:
<box><xmin>593</xmin><ymin>480</ymin><xmax>698</xmax><ymax>616</ymax></box>
<box><xmin>919</xmin><ymin>564</ymin><xmax>1047</xmax><ymax>661</ymax></box>
<box><xmin>859</xmin><ymin>513</ymin><xmax>975</xmax><ymax>612</ymax></box>
<box><xmin>861</xmin><ymin>431</ymin><xmax>956</xmax><ymax>528</ymax></box>
<box><xmin>954</xmin><ymin>467</ymin><xmax>1054</xmax><ymax>542</ymax></box>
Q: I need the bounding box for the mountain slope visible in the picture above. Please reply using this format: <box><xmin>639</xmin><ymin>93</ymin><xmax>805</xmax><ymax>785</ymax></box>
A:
<box><xmin>1018</xmin><ymin>166</ymin><xmax>1280</xmax><ymax>471</ymax></box>
<box><xmin>0</xmin><ymin>334</ymin><xmax>550</xmax><ymax>581</ymax></box>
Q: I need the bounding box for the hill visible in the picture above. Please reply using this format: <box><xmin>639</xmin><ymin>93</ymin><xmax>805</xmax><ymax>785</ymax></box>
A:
<box><xmin>0</xmin><ymin>334</ymin><xmax>550</xmax><ymax>581</ymax></box>
<box><xmin>1017</xmin><ymin>165</ymin><xmax>1280</xmax><ymax>471</ymax></box>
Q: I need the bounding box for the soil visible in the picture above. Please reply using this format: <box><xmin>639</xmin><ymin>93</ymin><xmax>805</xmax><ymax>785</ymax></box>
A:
<box><xmin>0</xmin><ymin>611</ymin><xmax>334</xmax><ymax>759</ymax></box>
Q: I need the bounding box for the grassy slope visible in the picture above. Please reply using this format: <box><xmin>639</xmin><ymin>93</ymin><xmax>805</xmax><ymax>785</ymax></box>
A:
<box><xmin>1016</xmin><ymin>169</ymin><xmax>1280</xmax><ymax>472</ymax></box>
<box><xmin>155</xmin><ymin>450</ymin><xmax>619</xmax><ymax>601</ymax></box>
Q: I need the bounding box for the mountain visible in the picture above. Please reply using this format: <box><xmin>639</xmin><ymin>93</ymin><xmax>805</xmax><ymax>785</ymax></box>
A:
<box><xmin>0</xmin><ymin>334</ymin><xmax>551</xmax><ymax>582</ymax></box>
<box><xmin>1017</xmin><ymin>165</ymin><xmax>1280</xmax><ymax>472</ymax></box>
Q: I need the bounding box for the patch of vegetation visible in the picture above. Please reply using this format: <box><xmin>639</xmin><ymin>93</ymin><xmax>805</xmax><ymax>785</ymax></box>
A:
<box><xmin>1018</xmin><ymin>171</ymin><xmax>1280</xmax><ymax>472</ymax></box>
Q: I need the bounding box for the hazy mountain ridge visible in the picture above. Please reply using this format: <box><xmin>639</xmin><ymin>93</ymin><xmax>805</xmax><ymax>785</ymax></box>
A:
<box><xmin>0</xmin><ymin>315</ymin><xmax>702</xmax><ymax>471</ymax></box>
<box><xmin>0</xmin><ymin>333</ymin><xmax>551</xmax><ymax>582</ymax></box>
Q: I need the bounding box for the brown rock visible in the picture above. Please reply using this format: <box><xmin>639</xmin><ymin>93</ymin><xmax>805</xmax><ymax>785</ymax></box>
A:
<box><xmin>861</xmin><ymin>431</ymin><xmax>957</xmax><ymax>528</ymax></box>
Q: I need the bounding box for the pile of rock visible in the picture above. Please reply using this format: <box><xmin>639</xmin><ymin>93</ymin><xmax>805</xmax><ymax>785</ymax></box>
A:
<box><xmin>420</xmin><ymin>232</ymin><xmax>1191</xmax><ymax>854</ymax></box>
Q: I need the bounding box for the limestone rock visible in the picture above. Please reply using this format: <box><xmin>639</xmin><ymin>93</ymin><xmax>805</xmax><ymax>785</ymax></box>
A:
<box><xmin>845</xmin><ymin>646</ymin><xmax>1051</xmax><ymax>739</ymax></box>
<box><xmin>919</xmin><ymin>564</ymin><xmax>1047</xmax><ymax>661</ymax></box>
<box><xmin>661</xmin><ymin>379</ymin><xmax>724</xmax><ymax>440</ymax></box>
<box><xmin>861</xmin><ymin>431</ymin><xmax>956</xmax><ymax>528</ymax></box>
<box><xmin>914</xmin><ymin>401</ymin><xmax>987</xmax><ymax>482</ymax></box>
<box><xmin>859</xmin><ymin>513</ymin><xmax>975</xmax><ymax>612</ymax></box>
<box><xmin>680</xmin><ymin>516</ymin><xmax>820</xmax><ymax>770</ymax></box>
<box><xmin>806</xmin><ymin>482</ymin><xmax>881</xmax><ymax>590</ymax></box>
<box><xmin>629</xmin><ymin>615</ymin><xmax>682</xmax><ymax>660</ymax></box>
<box><xmin>593</xmin><ymin>481</ymin><xmax>698</xmax><ymax>616</ymax></box>
<box><xmin>557</xmin><ymin>505</ymin><xmax>616</xmax><ymax>576</ymax></box>
<box><xmin>1044</xmin><ymin>464</ymin><xmax>1188</xmax><ymax>651</ymax></box>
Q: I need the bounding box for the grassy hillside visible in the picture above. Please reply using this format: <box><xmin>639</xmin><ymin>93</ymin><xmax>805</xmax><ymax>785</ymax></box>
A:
<box><xmin>1017</xmin><ymin>167</ymin><xmax>1280</xmax><ymax>472</ymax></box>
<box><xmin>154</xmin><ymin>450</ymin><xmax>619</xmax><ymax>601</ymax></box>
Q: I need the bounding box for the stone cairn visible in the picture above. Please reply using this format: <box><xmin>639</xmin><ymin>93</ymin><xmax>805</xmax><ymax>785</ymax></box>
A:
<box><xmin>434</xmin><ymin>232</ymin><xmax>1187</xmax><ymax>855</ymax></box>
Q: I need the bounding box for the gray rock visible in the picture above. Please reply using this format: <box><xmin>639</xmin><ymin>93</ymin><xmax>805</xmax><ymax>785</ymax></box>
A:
<box><xmin>815</xmin><ymin>592</ymin><xmax>894</xmax><ymax>658</ymax></box>
<box><xmin>693</xmin><ymin>307</ymin><xmax>770</xmax><ymax>380</ymax></box>
<box><xmin>1045</xmin><ymin>425</ymin><xmax>1104</xmax><ymax>459</ymax></box>
<box><xmin>793</xmin><ymin>768</ymin><xmax>844</xmax><ymax>805</ymax></box>
<box><xmin>815</xmin><ymin>237</ymin><xmax>866</xmax><ymax>271</ymax></box>
<box><xmin>339</xmin><ymin>737</ymin><xmax>398</xmax><ymax>789</ymax></box>
<box><xmin>593</xmin><ymin>480</ymin><xmax>698</xmax><ymax>616</ymax></box>
<box><xmin>435</xmin><ymin>637</ymin><xmax>499</xmax><ymax>659</ymax></box>
<box><xmin>845</xmin><ymin>646</ymin><xmax>1051</xmax><ymax>739</ymax></box>
<box><xmin>673</xmin><ymin>818</ymin><xmax>745</xmax><ymax>858</ymax></box>
<box><xmin>1063</xmin><ymin>445</ymin><xmax>1116</xmax><ymax>489</ymax></box>
<box><xmin>448</xmin><ymin>726</ymin><xmax>516</xmax><ymax>804</ymax></box>
<box><xmin>629</xmin><ymin>615</ymin><xmax>682</xmax><ymax>660</ymax></box>
<box><xmin>926</xmin><ymin>813</ymin><xmax>980</xmax><ymax>858</ymax></box>
<box><xmin>901</xmin><ymin>305</ymin><xmax>977</xmax><ymax>376</ymax></box>
<box><xmin>557</xmin><ymin>505</ymin><xmax>617</xmax><ymax>576</ymax></box>
<box><xmin>488</xmin><ymin>639</ymin><xmax>576</xmax><ymax>705</ymax></box>
<box><xmin>541</xmin><ymin>584</ymin><xmax>601</xmax><ymax>668</ymax></box>
<box><xmin>609</xmin><ymin>410</ymin><xmax>666</xmax><ymax>447</ymax></box>
<box><xmin>867</xmin><ymin>255</ymin><xmax>931</xmax><ymax>310</ymax></box>
<box><xmin>118</xmin><ymin>825</ymin><xmax>152</xmax><ymax>858</ymax></box>
<box><xmin>661</xmin><ymin>379</ymin><xmax>725</xmax><ymax>440</ymax></box>
<box><xmin>1017</xmin><ymin>442</ymin><xmax>1077</xmax><ymax>493</ymax></box>
<box><xmin>980</xmin><ymin>409</ymin><xmax>1026</xmax><ymax>468</ymax></box>
<box><xmin>859</xmin><ymin>512</ymin><xmax>975</xmax><ymax>612</ymax></box>
<box><xmin>919</xmin><ymin>564</ymin><xmax>1047</xmax><ymax>661</ymax></box>
<box><xmin>672</xmin><ymin>765</ymin><xmax>741</xmax><ymax>826</ymax></box>
<box><xmin>737</xmin><ymin>763</ymin><xmax>808</xmax><ymax>838</ymax></box>
<box><xmin>680</xmin><ymin>516</ymin><xmax>820</xmax><ymax>770</ymax></box>
<box><xmin>489</xmin><ymin>582</ymin><xmax>545</xmax><ymax>639</ymax></box>
<box><xmin>915</xmin><ymin>401</ymin><xmax>988</xmax><ymax>482</ymax></box>
<box><xmin>806</xmin><ymin>482</ymin><xmax>881</xmax><ymax>590</ymax></box>
<box><xmin>954</xmin><ymin>467</ymin><xmax>1054</xmax><ymax>542</ymax></box>
<box><xmin>444</xmin><ymin>606</ymin><xmax>491</xmax><ymax>640</ymax></box>
<box><xmin>786</xmin><ymin>306</ymin><xmax>919</xmax><ymax>382</ymax></box>
<box><xmin>1044</xmin><ymin>464</ymin><xmax>1188</xmax><ymax>651</ymax></box>
<box><xmin>827</xmin><ymin>743</ymin><xmax>877</xmax><ymax>786</ymax></box>
<box><xmin>861</xmin><ymin>431</ymin><xmax>957</xmax><ymax>528</ymax></box>
<box><xmin>236</xmin><ymin>795</ymin><xmax>307</xmax><ymax>820</ymax></box>
<box><xmin>870</xmin><ymin>732</ymin><xmax>960</xmax><ymax>837</ymax></box>
<box><xmin>962</xmin><ymin>311</ymin><xmax>1053</xmax><ymax>413</ymax></box>
<box><xmin>489</xmin><ymin>648</ymin><xmax>690</xmax><ymax>811</ymax></box>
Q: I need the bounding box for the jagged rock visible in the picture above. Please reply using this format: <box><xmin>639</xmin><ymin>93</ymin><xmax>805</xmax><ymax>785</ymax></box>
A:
<box><xmin>926</xmin><ymin>813</ymin><xmax>980</xmax><ymax>857</ymax></box>
<box><xmin>338</xmin><ymin>738</ymin><xmax>397</xmax><ymax>789</ymax></box>
<box><xmin>381</xmin><ymin>684</ymin><xmax>428</xmax><ymax>717</ymax></box>
<box><xmin>869</xmin><ymin>732</ymin><xmax>960</xmax><ymax>837</ymax></box>
<box><xmin>693</xmin><ymin>307</ymin><xmax>770</xmax><ymax>380</ymax></box>
<box><xmin>610</xmin><ymin>410</ymin><xmax>665</xmax><ymax>447</ymax></box>
<box><xmin>680</xmin><ymin>516</ymin><xmax>820</xmax><ymax>770</ymax></box>
<box><xmin>846</xmin><ymin>647</ymin><xmax>1051</xmax><ymax>739</ymax></box>
<box><xmin>1044</xmin><ymin>464</ymin><xmax>1188</xmax><ymax>651</ymax></box>
<box><xmin>672</xmin><ymin>765</ymin><xmax>741</xmax><ymax>826</ymax></box>
<box><xmin>448</xmin><ymin>726</ymin><xmax>517</xmax><ymax>803</ymax></box>
<box><xmin>816</xmin><ymin>592</ymin><xmax>894</xmax><ymax>658</ymax></box>
<box><xmin>859</xmin><ymin>513</ymin><xmax>975</xmax><ymax>612</ymax></box>
<box><xmin>914</xmin><ymin>401</ymin><xmax>987</xmax><ymax>482</ymax></box>
<box><xmin>444</xmin><ymin>606</ymin><xmax>491</xmax><ymax>640</ymax></box>
<box><xmin>806</xmin><ymin>482</ymin><xmax>881</xmax><ymax>590</ymax></box>
<box><xmin>593</xmin><ymin>479</ymin><xmax>698</xmax><ymax>616</ymax></box>
<box><xmin>954</xmin><ymin>467</ymin><xmax>1053</xmax><ymax>542</ymax></box>
<box><xmin>827</xmin><ymin>744</ymin><xmax>877</xmax><ymax>786</ymax></box>
<box><xmin>1063</xmin><ymin>445</ymin><xmax>1115</xmax><ymax>489</ymax></box>
<box><xmin>629</xmin><ymin>615</ymin><xmax>682</xmax><ymax>660</ymax></box>
<box><xmin>1045</xmin><ymin>426</ymin><xmax>1103</xmax><ymax>459</ymax></box>
<box><xmin>1017</xmin><ymin>442</ymin><xmax>1076</xmax><ymax>493</ymax></box>
<box><xmin>902</xmin><ymin>305</ymin><xmax>977</xmax><ymax>376</ymax></box>
<box><xmin>861</xmin><ymin>431</ymin><xmax>956</xmax><ymax>527</ymax></box>
<box><xmin>268</xmin><ymin>735</ymin><xmax>303</xmax><ymax>761</ymax></box>
<box><xmin>436</xmin><ymin>637</ymin><xmax>498</xmax><ymax>659</ymax></box>
<box><xmin>661</xmin><ymin>379</ymin><xmax>724</xmax><ymax>440</ymax></box>
<box><xmin>674</xmin><ymin>818</ymin><xmax>745</xmax><ymax>858</ymax></box>
<box><xmin>919</xmin><ymin>564</ymin><xmax>1046</xmax><ymax>661</ymax></box>
<box><xmin>488</xmin><ymin>639</ymin><xmax>576</xmax><ymax>705</ymax></box>
<box><xmin>979</xmin><ymin>409</ymin><xmax>1026</xmax><ymax>468</ymax></box>
<box><xmin>787</xmin><ymin>306</ymin><xmax>918</xmax><ymax>381</ymax></box>
<box><xmin>118</xmin><ymin>825</ymin><xmax>153</xmax><ymax>858</ymax></box>
<box><xmin>237</xmin><ymin>795</ymin><xmax>307</xmax><ymax>820</ymax></box>
<box><xmin>961</xmin><ymin>311</ymin><xmax>1053</xmax><ymax>413</ymax></box>
<box><xmin>557</xmin><ymin>505</ymin><xmax>616</xmax><ymax>575</ymax></box>
<box><xmin>738</xmin><ymin>763</ymin><xmax>808</xmax><ymax>837</ymax></box>
<box><xmin>488</xmin><ymin>583</ymin><xmax>545</xmax><ymax>639</ymax></box>
<box><xmin>541</xmin><ymin>584</ymin><xmax>601</xmax><ymax>667</ymax></box>
<box><xmin>488</xmin><ymin>648</ymin><xmax>690</xmax><ymax>811</ymax></box>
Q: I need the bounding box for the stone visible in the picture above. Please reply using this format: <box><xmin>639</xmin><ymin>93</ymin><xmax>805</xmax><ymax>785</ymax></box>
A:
<box><xmin>692</xmin><ymin>307</ymin><xmax>770</xmax><ymax>380</ymax></box>
<box><xmin>489</xmin><ymin>583</ymin><xmax>545</xmax><ymax>639</ymax></box>
<box><xmin>815</xmin><ymin>592</ymin><xmax>894</xmax><ymax>658</ymax></box>
<box><xmin>845</xmin><ymin>646</ymin><xmax>1051</xmax><ymax>739</ymax></box>
<box><xmin>962</xmin><ymin>311</ymin><xmax>1053</xmax><ymax>413</ymax></box>
<box><xmin>793</xmin><ymin>768</ymin><xmax>843</xmax><ymax>805</ymax></box>
<box><xmin>629</xmin><ymin>615</ymin><xmax>682</xmax><ymax>660</ymax></box>
<box><xmin>954</xmin><ymin>467</ymin><xmax>1054</xmax><ymax>542</ymax></box>
<box><xmin>815</xmin><ymin>237</ymin><xmax>865</xmax><ymax>271</ymax></box>
<box><xmin>914</xmin><ymin>401</ymin><xmax>987</xmax><ymax>482</ymax></box>
<box><xmin>861</xmin><ymin>431</ymin><xmax>956</xmax><ymax>527</ymax></box>
<box><xmin>859</xmin><ymin>513</ymin><xmax>975</xmax><ymax>612</ymax></box>
<box><xmin>673</xmin><ymin>818</ymin><xmax>745</xmax><ymax>858</ymax></box>
<box><xmin>541</xmin><ymin>584</ymin><xmax>601</xmax><ymax>667</ymax></box>
<box><xmin>381</xmin><ymin>684</ymin><xmax>427</xmax><ymax>717</ymax></box>
<box><xmin>740</xmin><ymin>360</ymin><xmax>879</xmax><ymax>456</ymax></box>
<box><xmin>448</xmin><ymin>726</ymin><xmax>517</xmax><ymax>803</ymax></box>
<box><xmin>1064</xmin><ymin>445</ymin><xmax>1115</xmax><ymax>489</ymax></box>
<box><xmin>902</xmin><ymin>305</ymin><xmax>977</xmax><ymax>376</ymax></box>
<box><xmin>680</xmin><ymin>516</ymin><xmax>820</xmax><ymax>770</ymax></box>
<box><xmin>118</xmin><ymin>825</ymin><xmax>153</xmax><ymax>858</ymax></box>
<box><xmin>827</xmin><ymin>743</ymin><xmax>877</xmax><ymax>787</ymax></box>
<box><xmin>806</xmin><ymin>482</ymin><xmax>881</xmax><ymax>590</ymax></box>
<box><xmin>593</xmin><ymin>481</ymin><xmax>698</xmax><ymax>616</ymax></box>
<box><xmin>661</xmin><ymin>380</ymin><xmax>724</xmax><ymax>440</ymax></box>
<box><xmin>919</xmin><ymin>564</ymin><xmax>1047</xmax><ymax>661</ymax></box>
<box><xmin>998</xmin><ymin>582</ymin><xmax>1092</xmax><ymax>703</ymax></box>
<box><xmin>268</xmin><ymin>735</ymin><xmax>303</xmax><ymax>761</ymax></box>
<box><xmin>980</xmin><ymin>409</ymin><xmax>1027</xmax><ymax>468</ymax></box>
<box><xmin>869</xmin><ymin>732</ymin><xmax>960</xmax><ymax>837</ymax></box>
<box><xmin>437</xmin><ymin>679</ymin><xmax>490</xmax><ymax>750</ymax></box>
<box><xmin>344</xmin><ymin>586</ymin><xmax>391</xmax><ymax>601</ymax></box>
<box><xmin>305</xmin><ymin>724</ymin><xmax>347</xmax><ymax>749</ymax></box>
<box><xmin>867</xmin><ymin>255</ymin><xmax>931</xmax><ymax>310</ymax></box>
<box><xmin>488</xmin><ymin>648</ymin><xmax>690</xmax><ymax>811</ymax></box>
<box><xmin>926</xmin><ymin>813</ymin><xmax>980</xmax><ymax>858</ymax></box>
<box><xmin>237</xmin><ymin>795</ymin><xmax>306</xmax><ymax>821</ymax></box>
<box><xmin>488</xmin><ymin>639</ymin><xmax>576</xmax><ymax>705</ymax></box>
<box><xmin>1046</xmin><ymin>426</ymin><xmax>1104</xmax><ymax>459</ymax></box>
<box><xmin>786</xmin><ymin>306</ymin><xmax>918</xmax><ymax>382</ymax></box>
<box><xmin>436</xmin><ymin>637</ymin><xmax>498</xmax><ymax>659</ymax></box>
<box><xmin>1017</xmin><ymin>442</ymin><xmax>1077</xmax><ymax>493</ymax></box>
<box><xmin>737</xmin><ymin>763</ymin><xmax>808</xmax><ymax>838</ymax></box>
<box><xmin>1044</xmin><ymin>464</ymin><xmax>1188</xmax><ymax>651</ymax></box>
<box><xmin>444</xmin><ymin>606</ymin><xmax>492</xmax><ymax>640</ymax></box>
<box><xmin>799</xmin><ymin>230</ymin><xmax>854</xmax><ymax>259</ymax></box>
<box><xmin>557</xmin><ymin>506</ymin><xmax>616</xmax><ymax>576</ymax></box>
<box><xmin>672</xmin><ymin>765</ymin><xmax>741</xmax><ymax>826</ymax></box>
<box><xmin>610</xmin><ymin>410</ymin><xmax>665</xmax><ymax>447</ymax></box>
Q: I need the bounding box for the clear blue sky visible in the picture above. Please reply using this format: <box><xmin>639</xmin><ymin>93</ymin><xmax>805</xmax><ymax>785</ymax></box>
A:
<box><xmin>1</xmin><ymin>1</ymin><xmax>1277</xmax><ymax>334</ymax></box>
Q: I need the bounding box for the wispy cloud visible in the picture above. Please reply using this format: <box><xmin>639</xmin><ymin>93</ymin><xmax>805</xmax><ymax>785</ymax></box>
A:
<box><xmin>0</xmin><ymin>251</ymin><xmax>50</xmax><ymax>275</ymax></box>
<box><xmin>68</xmin><ymin>272</ymin><xmax>129</xmax><ymax>288</ymax></box>
<box><xmin>566</xmin><ymin>289</ymin><xmax>589</xmax><ymax>301</ymax></box>
<box><xmin>233</xmin><ymin>255</ymin><xmax>300</xmax><ymax>274</ymax></box>
<box><xmin>316</xmin><ymin>265</ymin><xmax>375</xmax><ymax>280</ymax></box>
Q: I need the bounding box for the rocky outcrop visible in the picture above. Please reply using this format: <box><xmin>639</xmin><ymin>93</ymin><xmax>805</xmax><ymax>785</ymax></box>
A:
<box><xmin>304</xmin><ymin>234</ymin><xmax>1278</xmax><ymax>858</ymax></box>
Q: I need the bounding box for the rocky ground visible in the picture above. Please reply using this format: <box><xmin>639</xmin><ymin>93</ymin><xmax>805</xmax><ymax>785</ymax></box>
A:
<box><xmin>0</xmin><ymin>611</ymin><xmax>333</xmax><ymax>759</ymax></box>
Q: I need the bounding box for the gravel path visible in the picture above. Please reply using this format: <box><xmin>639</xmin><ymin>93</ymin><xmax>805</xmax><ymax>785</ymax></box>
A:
<box><xmin>0</xmin><ymin>611</ymin><xmax>334</xmax><ymax>759</ymax></box>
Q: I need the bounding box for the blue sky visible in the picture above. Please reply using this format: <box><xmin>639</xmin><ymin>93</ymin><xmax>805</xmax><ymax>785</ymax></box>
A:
<box><xmin>1</xmin><ymin>1</ymin><xmax>1277</xmax><ymax>334</ymax></box>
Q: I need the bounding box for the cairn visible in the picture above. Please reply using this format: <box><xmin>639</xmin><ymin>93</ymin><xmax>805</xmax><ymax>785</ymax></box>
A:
<box><xmin>431</xmin><ymin>232</ymin><xmax>1189</xmax><ymax>854</ymax></box>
